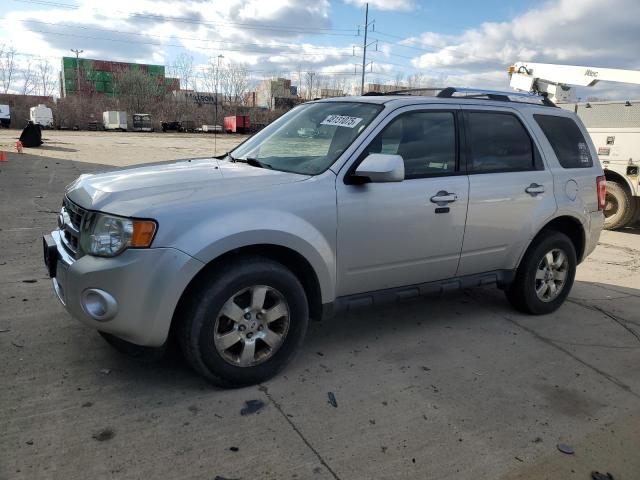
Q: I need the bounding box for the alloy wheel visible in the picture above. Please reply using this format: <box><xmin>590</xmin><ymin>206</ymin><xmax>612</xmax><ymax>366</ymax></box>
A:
<box><xmin>535</xmin><ymin>248</ymin><xmax>569</xmax><ymax>302</ymax></box>
<box><xmin>213</xmin><ymin>285</ymin><xmax>290</xmax><ymax>367</ymax></box>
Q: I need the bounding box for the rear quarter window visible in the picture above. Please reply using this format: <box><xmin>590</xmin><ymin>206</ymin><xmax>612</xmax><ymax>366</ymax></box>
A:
<box><xmin>534</xmin><ymin>114</ymin><xmax>593</xmax><ymax>168</ymax></box>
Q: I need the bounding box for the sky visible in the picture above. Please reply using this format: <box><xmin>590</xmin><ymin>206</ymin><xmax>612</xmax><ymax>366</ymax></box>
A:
<box><xmin>1</xmin><ymin>0</ymin><xmax>640</xmax><ymax>99</ymax></box>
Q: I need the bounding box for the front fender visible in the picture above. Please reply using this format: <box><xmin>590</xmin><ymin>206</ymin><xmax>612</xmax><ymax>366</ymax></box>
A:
<box><xmin>174</xmin><ymin>209</ymin><xmax>336</xmax><ymax>304</ymax></box>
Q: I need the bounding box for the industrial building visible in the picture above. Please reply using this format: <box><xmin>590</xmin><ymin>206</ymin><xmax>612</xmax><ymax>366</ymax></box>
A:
<box><xmin>59</xmin><ymin>57</ymin><xmax>180</xmax><ymax>98</ymax></box>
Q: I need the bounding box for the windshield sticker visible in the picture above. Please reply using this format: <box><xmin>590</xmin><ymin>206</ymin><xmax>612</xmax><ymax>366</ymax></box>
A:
<box><xmin>321</xmin><ymin>115</ymin><xmax>363</xmax><ymax>128</ymax></box>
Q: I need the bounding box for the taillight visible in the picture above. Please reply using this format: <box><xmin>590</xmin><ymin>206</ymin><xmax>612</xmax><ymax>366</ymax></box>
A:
<box><xmin>596</xmin><ymin>175</ymin><xmax>606</xmax><ymax>211</ymax></box>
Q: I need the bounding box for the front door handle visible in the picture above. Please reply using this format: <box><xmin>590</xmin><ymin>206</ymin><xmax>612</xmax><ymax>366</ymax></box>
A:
<box><xmin>525</xmin><ymin>183</ymin><xmax>545</xmax><ymax>196</ymax></box>
<box><xmin>430</xmin><ymin>191</ymin><xmax>458</xmax><ymax>204</ymax></box>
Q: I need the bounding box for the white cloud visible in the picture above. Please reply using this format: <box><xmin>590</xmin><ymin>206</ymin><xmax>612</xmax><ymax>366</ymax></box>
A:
<box><xmin>407</xmin><ymin>0</ymin><xmax>640</xmax><ymax>99</ymax></box>
<box><xmin>342</xmin><ymin>0</ymin><xmax>414</xmax><ymax>12</ymax></box>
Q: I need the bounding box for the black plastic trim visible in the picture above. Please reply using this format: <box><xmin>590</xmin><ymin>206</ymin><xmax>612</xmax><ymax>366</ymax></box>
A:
<box><xmin>323</xmin><ymin>269</ymin><xmax>516</xmax><ymax>317</ymax></box>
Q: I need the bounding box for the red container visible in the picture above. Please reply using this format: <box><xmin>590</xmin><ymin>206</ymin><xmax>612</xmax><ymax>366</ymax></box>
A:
<box><xmin>224</xmin><ymin>115</ymin><xmax>250</xmax><ymax>133</ymax></box>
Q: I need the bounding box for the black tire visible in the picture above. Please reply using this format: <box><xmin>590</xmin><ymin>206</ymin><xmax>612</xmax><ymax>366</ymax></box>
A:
<box><xmin>178</xmin><ymin>256</ymin><xmax>309</xmax><ymax>387</ymax></box>
<box><xmin>98</xmin><ymin>331</ymin><xmax>167</xmax><ymax>363</ymax></box>
<box><xmin>604</xmin><ymin>181</ymin><xmax>637</xmax><ymax>230</ymax></box>
<box><xmin>506</xmin><ymin>231</ymin><xmax>577</xmax><ymax>315</ymax></box>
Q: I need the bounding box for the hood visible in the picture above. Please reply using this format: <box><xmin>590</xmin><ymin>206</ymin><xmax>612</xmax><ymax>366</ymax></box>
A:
<box><xmin>66</xmin><ymin>158</ymin><xmax>310</xmax><ymax>217</ymax></box>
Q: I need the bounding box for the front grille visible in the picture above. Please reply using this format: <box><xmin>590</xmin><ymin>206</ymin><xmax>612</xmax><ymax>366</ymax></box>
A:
<box><xmin>60</xmin><ymin>197</ymin><xmax>87</xmax><ymax>257</ymax></box>
<box><xmin>63</xmin><ymin>197</ymin><xmax>84</xmax><ymax>230</ymax></box>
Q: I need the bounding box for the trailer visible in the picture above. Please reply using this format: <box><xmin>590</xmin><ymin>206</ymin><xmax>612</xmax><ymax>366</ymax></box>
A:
<box><xmin>224</xmin><ymin>115</ymin><xmax>250</xmax><ymax>133</ymax></box>
<box><xmin>103</xmin><ymin>111</ymin><xmax>127</xmax><ymax>131</ymax></box>
<box><xmin>132</xmin><ymin>114</ymin><xmax>153</xmax><ymax>132</ymax></box>
<box><xmin>0</xmin><ymin>104</ymin><xmax>9</xmax><ymax>128</ymax></box>
<box><xmin>30</xmin><ymin>104</ymin><xmax>53</xmax><ymax>129</ymax></box>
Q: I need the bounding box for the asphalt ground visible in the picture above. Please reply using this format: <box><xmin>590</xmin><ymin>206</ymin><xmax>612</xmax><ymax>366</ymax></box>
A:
<box><xmin>1</xmin><ymin>134</ymin><xmax>639</xmax><ymax>480</ymax></box>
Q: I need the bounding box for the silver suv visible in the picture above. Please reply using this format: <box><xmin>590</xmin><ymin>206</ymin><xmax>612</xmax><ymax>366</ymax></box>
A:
<box><xmin>43</xmin><ymin>88</ymin><xmax>605</xmax><ymax>386</ymax></box>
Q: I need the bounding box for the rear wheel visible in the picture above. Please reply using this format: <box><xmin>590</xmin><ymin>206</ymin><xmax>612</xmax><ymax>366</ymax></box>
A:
<box><xmin>506</xmin><ymin>231</ymin><xmax>577</xmax><ymax>315</ymax></box>
<box><xmin>604</xmin><ymin>181</ymin><xmax>636</xmax><ymax>230</ymax></box>
<box><xmin>178</xmin><ymin>257</ymin><xmax>309</xmax><ymax>387</ymax></box>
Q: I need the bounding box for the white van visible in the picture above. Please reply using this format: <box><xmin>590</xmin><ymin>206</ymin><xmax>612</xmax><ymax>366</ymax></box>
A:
<box><xmin>30</xmin><ymin>104</ymin><xmax>54</xmax><ymax>129</ymax></box>
<box><xmin>0</xmin><ymin>104</ymin><xmax>10</xmax><ymax>128</ymax></box>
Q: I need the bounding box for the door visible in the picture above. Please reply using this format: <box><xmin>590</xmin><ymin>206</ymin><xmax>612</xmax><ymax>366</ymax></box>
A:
<box><xmin>336</xmin><ymin>107</ymin><xmax>469</xmax><ymax>296</ymax></box>
<box><xmin>457</xmin><ymin>108</ymin><xmax>556</xmax><ymax>276</ymax></box>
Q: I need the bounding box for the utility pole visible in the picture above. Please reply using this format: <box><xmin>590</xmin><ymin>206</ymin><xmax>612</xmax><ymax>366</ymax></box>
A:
<box><xmin>361</xmin><ymin>3</ymin><xmax>368</xmax><ymax>95</ymax></box>
<box><xmin>356</xmin><ymin>4</ymin><xmax>375</xmax><ymax>95</ymax></box>
<box><xmin>214</xmin><ymin>54</ymin><xmax>224</xmax><ymax>155</ymax></box>
<box><xmin>70</xmin><ymin>49</ymin><xmax>83</xmax><ymax>95</ymax></box>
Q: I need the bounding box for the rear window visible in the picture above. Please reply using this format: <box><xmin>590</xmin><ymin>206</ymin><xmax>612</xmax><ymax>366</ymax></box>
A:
<box><xmin>534</xmin><ymin>115</ymin><xmax>593</xmax><ymax>168</ymax></box>
<box><xmin>466</xmin><ymin>112</ymin><xmax>535</xmax><ymax>173</ymax></box>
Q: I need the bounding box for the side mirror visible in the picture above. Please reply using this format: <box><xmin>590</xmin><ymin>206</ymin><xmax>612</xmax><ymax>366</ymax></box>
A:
<box><xmin>353</xmin><ymin>153</ymin><xmax>405</xmax><ymax>183</ymax></box>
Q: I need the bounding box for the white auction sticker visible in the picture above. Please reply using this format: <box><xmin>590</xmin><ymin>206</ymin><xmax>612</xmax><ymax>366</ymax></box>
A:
<box><xmin>320</xmin><ymin>115</ymin><xmax>363</xmax><ymax>128</ymax></box>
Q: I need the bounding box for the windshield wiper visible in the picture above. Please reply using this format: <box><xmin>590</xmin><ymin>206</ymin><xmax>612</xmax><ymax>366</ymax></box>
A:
<box><xmin>230</xmin><ymin>156</ymin><xmax>272</xmax><ymax>169</ymax></box>
<box><xmin>246</xmin><ymin>158</ymin><xmax>272</xmax><ymax>169</ymax></box>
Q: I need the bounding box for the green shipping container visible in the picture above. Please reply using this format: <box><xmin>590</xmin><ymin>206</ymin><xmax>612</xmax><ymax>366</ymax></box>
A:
<box><xmin>62</xmin><ymin>57</ymin><xmax>76</xmax><ymax>69</ymax></box>
<box><xmin>95</xmin><ymin>81</ymin><xmax>105</xmax><ymax>92</ymax></box>
<box><xmin>95</xmin><ymin>71</ymin><xmax>113</xmax><ymax>83</ymax></box>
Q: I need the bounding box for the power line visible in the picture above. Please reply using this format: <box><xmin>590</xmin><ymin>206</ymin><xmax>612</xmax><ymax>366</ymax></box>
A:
<box><xmin>7</xmin><ymin>49</ymin><xmax>392</xmax><ymax>78</ymax></box>
<box><xmin>10</xmin><ymin>0</ymin><xmax>359</xmax><ymax>36</ymax></box>
<box><xmin>7</xmin><ymin>18</ymin><xmax>355</xmax><ymax>55</ymax></box>
<box><xmin>13</xmin><ymin>26</ymin><xmax>357</xmax><ymax>60</ymax></box>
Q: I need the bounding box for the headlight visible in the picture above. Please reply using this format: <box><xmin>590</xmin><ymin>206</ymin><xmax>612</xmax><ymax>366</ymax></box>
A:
<box><xmin>80</xmin><ymin>212</ymin><xmax>157</xmax><ymax>257</ymax></box>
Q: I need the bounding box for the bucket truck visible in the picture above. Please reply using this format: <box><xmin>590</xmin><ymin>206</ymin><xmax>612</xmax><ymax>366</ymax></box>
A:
<box><xmin>509</xmin><ymin>62</ymin><xmax>640</xmax><ymax>229</ymax></box>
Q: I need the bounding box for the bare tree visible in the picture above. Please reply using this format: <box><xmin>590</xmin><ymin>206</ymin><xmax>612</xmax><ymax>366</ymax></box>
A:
<box><xmin>112</xmin><ymin>68</ymin><xmax>162</xmax><ymax>113</ymax></box>
<box><xmin>0</xmin><ymin>45</ymin><xmax>17</xmax><ymax>94</ymax></box>
<box><xmin>222</xmin><ymin>62</ymin><xmax>249</xmax><ymax>106</ymax></box>
<box><xmin>19</xmin><ymin>60</ymin><xmax>36</xmax><ymax>95</ymax></box>
<box><xmin>36</xmin><ymin>59</ymin><xmax>57</xmax><ymax>96</ymax></box>
<box><xmin>393</xmin><ymin>72</ymin><xmax>405</xmax><ymax>89</ymax></box>
<box><xmin>304</xmin><ymin>70</ymin><xmax>317</xmax><ymax>100</ymax></box>
<box><xmin>169</xmin><ymin>53</ymin><xmax>195</xmax><ymax>91</ymax></box>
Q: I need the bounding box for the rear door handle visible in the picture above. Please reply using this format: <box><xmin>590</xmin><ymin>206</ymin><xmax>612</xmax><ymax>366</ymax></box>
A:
<box><xmin>525</xmin><ymin>183</ymin><xmax>545</xmax><ymax>196</ymax></box>
<box><xmin>430</xmin><ymin>191</ymin><xmax>458</xmax><ymax>204</ymax></box>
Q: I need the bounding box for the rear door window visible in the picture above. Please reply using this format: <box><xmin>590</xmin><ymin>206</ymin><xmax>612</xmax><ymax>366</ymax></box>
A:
<box><xmin>466</xmin><ymin>111</ymin><xmax>535</xmax><ymax>173</ymax></box>
<box><xmin>534</xmin><ymin>114</ymin><xmax>593</xmax><ymax>168</ymax></box>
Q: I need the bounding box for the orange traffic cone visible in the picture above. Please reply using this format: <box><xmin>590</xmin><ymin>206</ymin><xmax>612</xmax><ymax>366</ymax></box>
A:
<box><xmin>16</xmin><ymin>141</ymin><xmax>23</xmax><ymax>153</ymax></box>
<box><xmin>0</xmin><ymin>151</ymin><xmax>6</xmax><ymax>162</ymax></box>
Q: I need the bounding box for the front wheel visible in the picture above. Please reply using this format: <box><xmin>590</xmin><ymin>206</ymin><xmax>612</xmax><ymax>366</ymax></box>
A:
<box><xmin>506</xmin><ymin>231</ymin><xmax>577</xmax><ymax>315</ymax></box>
<box><xmin>178</xmin><ymin>257</ymin><xmax>309</xmax><ymax>387</ymax></box>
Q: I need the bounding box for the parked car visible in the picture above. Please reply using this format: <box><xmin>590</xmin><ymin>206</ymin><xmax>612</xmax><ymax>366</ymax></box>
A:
<box><xmin>0</xmin><ymin>104</ymin><xmax>10</xmax><ymax>128</ymax></box>
<box><xmin>43</xmin><ymin>89</ymin><xmax>605</xmax><ymax>387</ymax></box>
<box><xmin>161</xmin><ymin>120</ymin><xmax>195</xmax><ymax>133</ymax></box>
<box><xmin>30</xmin><ymin>104</ymin><xmax>54</xmax><ymax>129</ymax></box>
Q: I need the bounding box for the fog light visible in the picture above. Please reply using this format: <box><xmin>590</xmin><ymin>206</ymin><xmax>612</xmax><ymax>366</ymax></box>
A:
<box><xmin>81</xmin><ymin>289</ymin><xmax>118</xmax><ymax>321</ymax></box>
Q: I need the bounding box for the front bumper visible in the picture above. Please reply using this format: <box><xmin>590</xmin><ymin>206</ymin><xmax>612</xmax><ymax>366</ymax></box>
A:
<box><xmin>47</xmin><ymin>230</ymin><xmax>204</xmax><ymax>346</ymax></box>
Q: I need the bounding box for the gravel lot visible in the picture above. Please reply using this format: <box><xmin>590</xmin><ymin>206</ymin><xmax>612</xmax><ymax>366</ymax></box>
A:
<box><xmin>1</xmin><ymin>131</ymin><xmax>639</xmax><ymax>480</ymax></box>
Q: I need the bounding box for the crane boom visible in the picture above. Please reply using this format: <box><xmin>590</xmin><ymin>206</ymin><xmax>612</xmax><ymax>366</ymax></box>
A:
<box><xmin>509</xmin><ymin>61</ymin><xmax>640</xmax><ymax>102</ymax></box>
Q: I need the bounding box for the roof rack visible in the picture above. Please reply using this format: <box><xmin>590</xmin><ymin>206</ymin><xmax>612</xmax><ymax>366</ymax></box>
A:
<box><xmin>373</xmin><ymin>86</ymin><xmax>557</xmax><ymax>107</ymax></box>
<box><xmin>438</xmin><ymin>87</ymin><xmax>557</xmax><ymax>107</ymax></box>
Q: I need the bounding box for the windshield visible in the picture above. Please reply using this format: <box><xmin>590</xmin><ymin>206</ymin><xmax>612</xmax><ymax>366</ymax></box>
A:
<box><xmin>230</xmin><ymin>102</ymin><xmax>383</xmax><ymax>175</ymax></box>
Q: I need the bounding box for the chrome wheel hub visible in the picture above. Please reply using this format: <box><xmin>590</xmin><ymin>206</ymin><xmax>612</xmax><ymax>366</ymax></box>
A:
<box><xmin>535</xmin><ymin>248</ymin><xmax>569</xmax><ymax>302</ymax></box>
<box><xmin>213</xmin><ymin>285</ymin><xmax>290</xmax><ymax>367</ymax></box>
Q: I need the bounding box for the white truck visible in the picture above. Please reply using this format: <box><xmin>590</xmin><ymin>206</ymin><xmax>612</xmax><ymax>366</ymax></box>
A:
<box><xmin>103</xmin><ymin>111</ymin><xmax>127</xmax><ymax>131</ymax></box>
<box><xmin>0</xmin><ymin>104</ymin><xmax>10</xmax><ymax>128</ymax></box>
<box><xmin>509</xmin><ymin>62</ymin><xmax>640</xmax><ymax>229</ymax></box>
<box><xmin>30</xmin><ymin>104</ymin><xmax>54</xmax><ymax>129</ymax></box>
